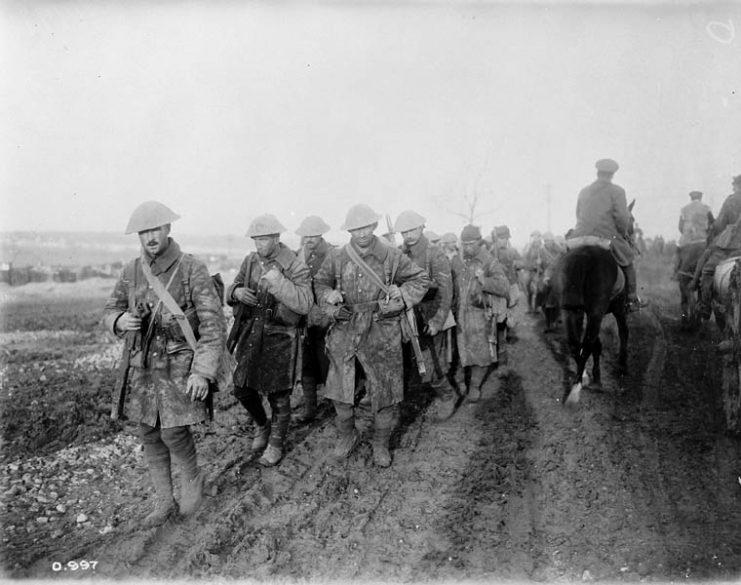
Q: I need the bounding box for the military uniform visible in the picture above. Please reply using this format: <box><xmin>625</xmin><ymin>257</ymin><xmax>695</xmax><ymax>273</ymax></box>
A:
<box><xmin>104</xmin><ymin>201</ymin><xmax>227</xmax><ymax>528</ymax></box>
<box><xmin>451</xmin><ymin>226</ymin><xmax>510</xmax><ymax>401</ymax></box>
<box><xmin>227</xmin><ymin>215</ymin><xmax>313</xmax><ymax>466</ymax></box>
<box><xmin>295</xmin><ymin>215</ymin><xmax>334</xmax><ymax>422</ymax></box>
<box><xmin>396</xmin><ymin>210</ymin><xmax>457</xmax><ymax>421</ymax></box>
<box><xmin>569</xmin><ymin>159</ymin><xmax>642</xmax><ymax>310</ymax></box>
<box><xmin>692</xmin><ymin>178</ymin><xmax>741</xmax><ymax>317</ymax></box>
<box><xmin>314</xmin><ymin>204</ymin><xmax>430</xmax><ymax>466</ymax></box>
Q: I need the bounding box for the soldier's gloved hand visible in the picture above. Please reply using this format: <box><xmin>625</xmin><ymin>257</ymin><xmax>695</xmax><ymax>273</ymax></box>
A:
<box><xmin>116</xmin><ymin>311</ymin><xmax>142</xmax><ymax>333</ymax></box>
<box><xmin>233</xmin><ymin>287</ymin><xmax>258</xmax><ymax>306</ymax></box>
<box><xmin>334</xmin><ymin>306</ymin><xmax>353</xmax><ymax>321</ymax></box>
<box><xmin>326</xmin><ymin>290</ymin><xmax>344</xmax><ymax>305</ymax></box>
<box><xmin>260</xmin><ymin>268</ymin><xmax>281</xmax><ymax>287</ymax></box>
<box><xmin>186</xmin><ymin>374</ymin><xmax>210</xmax><ymax>401</ymax></box>
<box><xmin>387</xmin><ymin>284</ymin><xmax>403</xmax><ymax>300</ymax></box>
<box><xmin>424</xmin><ymin>323</ymin><xmax>439</xmax><ymax>336</ymax></box>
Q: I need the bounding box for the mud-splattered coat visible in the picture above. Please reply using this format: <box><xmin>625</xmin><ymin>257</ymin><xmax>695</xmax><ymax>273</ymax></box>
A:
<box><xmin>103</xmin><ymin>239</ymin><xmax>227</xmax><ymax>428</ymax></box>
<box><xmin>571</xmin><ymin>178</ymin><xmax>634</xmax><ymax>266</ymax></box>
<box><xmin>227</xmin><ymin>243</ymin><xmax>312</xmax><ymax>394</ymax></box>
<box><xmin>401</xmin><ymin>236</ymin><xmax>453</xmax><ymax>378</ymax></box>
<box><xmin>314</xmin><ymin>237</ymin><xmax>430</xmax><ymax>410</ymax></box>
<box><xmin>298</xmin><ymin>237</ymin><xmax>334</xmax><ymax>330</ymax></box>
<box><xmin>451</xmin><ymin>245</ymin><xmax>510</xmax><ymax>367</ymax></box>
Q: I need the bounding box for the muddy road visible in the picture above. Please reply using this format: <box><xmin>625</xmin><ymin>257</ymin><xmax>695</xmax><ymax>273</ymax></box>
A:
<box><xmin>2</xmin><ymin>276</ymin><xmax>741</xmax><ymax>582</ymax></box>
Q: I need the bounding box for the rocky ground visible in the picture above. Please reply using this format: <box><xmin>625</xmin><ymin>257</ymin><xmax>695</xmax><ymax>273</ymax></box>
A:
<box><xmin>1</xmin><ymin>266</ymin><xmax>740</xmax><ymax>582</ymax></box>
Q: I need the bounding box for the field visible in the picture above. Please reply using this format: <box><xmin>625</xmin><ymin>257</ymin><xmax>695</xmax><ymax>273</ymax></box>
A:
<box><xmin>1</xmin><ymin>252</ymin><xmax>740</xmax><ymax>581</ymax></box>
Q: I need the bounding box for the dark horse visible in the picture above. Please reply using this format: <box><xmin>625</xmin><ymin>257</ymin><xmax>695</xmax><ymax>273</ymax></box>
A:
<box><xmin>555</xmin><ymin>245</ymin><xmax>629</xmax><ymax>406</ymax></box>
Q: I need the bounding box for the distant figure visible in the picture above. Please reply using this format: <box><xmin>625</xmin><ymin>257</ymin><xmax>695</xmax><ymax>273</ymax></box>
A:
<box><xmin>673</xmin><ymin>191</ymin><xmax>712</xmax><ymax>278</ymax></box>
<box><xmin>227</xmin><ymin>214</ymin><xmax>313</xmax><ymax>467</ymax></box>
<box><xmin>439</xmin><ymin>232</ymin><xmax>459</xmax><ymax>260</ymax></box>
<box><xmin>104</xmin><ymin>201</ymin><xmax>227</xmax><ymax>527</ymax></box>
<box><xmin>568</xmin><ymin>158</ymin><xmax>645</xmax><ymax>312</ymax></box>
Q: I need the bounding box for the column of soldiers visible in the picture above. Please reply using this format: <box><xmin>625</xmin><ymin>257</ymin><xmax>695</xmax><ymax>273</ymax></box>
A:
<box><xmin>105</xmin><ymin>200</ymin><xmax>514</xmax><ymax>528</ymax></box>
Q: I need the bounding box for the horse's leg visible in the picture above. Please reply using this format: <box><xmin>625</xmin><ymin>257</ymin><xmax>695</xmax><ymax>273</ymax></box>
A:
<box><xmin>589</xmin><ymin>325</ymin><xmax>603</xmax><ymax>390</ymax></box>
<box><xmin>564</xmin><ymin>309</ymin><xmax>587</xmax><ymax>406</ymax></box>
<box><xmin>615</xmin><ymin>310</ymin><xmax>629</xmax><ymax>375</ymax></box>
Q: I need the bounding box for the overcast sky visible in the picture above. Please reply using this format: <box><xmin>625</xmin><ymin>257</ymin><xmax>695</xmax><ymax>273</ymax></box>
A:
<box><xmin>2</xmin><ymin>1</ymin><xmax>740</xmax><ymax>246</ymax></box>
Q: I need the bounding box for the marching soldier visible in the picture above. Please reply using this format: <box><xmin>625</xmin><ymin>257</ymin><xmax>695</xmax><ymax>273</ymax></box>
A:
<box><xmin>395</xmin><ymin>210</ymin><xmax>458</xmax><ymax>422</ymax></box>
<box><xmin>104</xmin><ymin>201</ymin><xmax>227</xmax><ymax>527</ymax></box>
<box><xmin>451</xmin><ymin>225</ymin><xmax>510</xmax><ymax>402</ymax></box>
<box><xmin>314</xmin><ymin>204</ymin><xmax>430</xmax><ymax>467</ymax></box>
<box><xmin>294</xmin><ymin>215</ymin><xmax>334</xmax><ymax>422</ymax></box>
<box><xmin>226</xmin><ymin>214</ymin><xmax>313</xmax><ymax>466</ymax></box>
<box><xmin>440</xmin><ymin>232</ymin><xmax>459</xmax><ymax>260</ymax></box>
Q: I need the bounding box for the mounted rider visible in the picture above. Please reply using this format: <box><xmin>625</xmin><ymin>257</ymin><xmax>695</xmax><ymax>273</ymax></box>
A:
<box><xmin>673</xmin><ymin>191</ymin><xmax>712</xmax><ymax>279</ymax></box>
<box><xmin>568</xmin><ymin>158</ymin><xmax>645</xmax><ymax>312</ymax></box>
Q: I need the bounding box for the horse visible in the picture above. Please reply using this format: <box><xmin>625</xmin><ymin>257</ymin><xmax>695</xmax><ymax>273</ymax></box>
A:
<box><xmin>675</xmin><ymin>241</ymin><xmax>705</xmax><ymax>330</ymax></box>
<box><xmin>554</xmin><ymin>244</ymin><xmax>629</xmax><ymax>406</ymax></box>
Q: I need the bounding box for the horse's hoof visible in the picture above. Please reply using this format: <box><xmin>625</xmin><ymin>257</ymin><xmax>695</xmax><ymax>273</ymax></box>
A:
<box><xmin>565</xmin><ymin>383</ymin><xmax>581</xmax><ymax>406</ymax></box>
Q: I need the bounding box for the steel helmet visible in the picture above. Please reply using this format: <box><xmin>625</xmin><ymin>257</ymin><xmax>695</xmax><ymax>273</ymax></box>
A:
<box><xmin>341</xmin><ymin>204</ymin><xmax>381</xmax><ymax>231</ymax></box>
<box><xmin>460</xmin><ymin>224</ymin><xmax>482</xmax><ymax>242</ymax></box>
<box><xmin>295</xmin><ymin>215</ymin><xmax>331</xmax><ymax>237</ymax></box>
<box><xmin>394</xmin><ymin>210</ymin><xmax>426</xmax><ymax>233</ymax></box>
<box><xmin>246</xmin><ymin>214</ymin><xmax>286</xmax><ymax>238</ymax></box>
<box><xmin>124</xmin><ymin>201</ymin><xmax>180</xmax><ymax>234</ymax></box>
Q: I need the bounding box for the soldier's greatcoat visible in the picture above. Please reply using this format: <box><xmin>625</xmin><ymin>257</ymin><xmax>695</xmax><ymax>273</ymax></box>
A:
<box><xmin>571</xmin><ymin>178</ymin><xmax>634</xmax><ymax>266</ymax></box>
<box><xmin>314</xmin><ymin>237</ymin><xmax>430</xmax><ymax>410</ymax></box>
<box><xmin>451</xmin><ymin>246</ymin><xmax>509</xmax><ymax>367</ymax></box>
<box><xmin>491</xmin><ymin>244</ymin><xmax>522</xmax><ymax>286</ymax></box>
<box><xmin>227</xmin><ymin>243</ymin><xmax>312</xmax><ymax>394</ymax></box>
<box><xmin>400</xmin><ymin>236</ymin><xmax>453</xmax><ymax>379</ymax></box>
<box><xmin>104</xmin><ymin>239</ymin><xmax>227</xmax><ymax>428</ymax></box>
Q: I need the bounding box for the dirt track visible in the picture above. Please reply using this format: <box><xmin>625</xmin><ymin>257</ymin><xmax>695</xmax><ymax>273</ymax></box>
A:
<box><xmin>2</xmin><ymin>277</ymin><xmax>741</xmax><ymax>582</ymax></box>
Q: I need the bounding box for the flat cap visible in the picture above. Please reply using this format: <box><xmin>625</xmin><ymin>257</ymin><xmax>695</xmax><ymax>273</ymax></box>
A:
<box><xmin>440</xmin><ymin>232</ymin><xmax>458</xmax><ymax>244</ymax></box>
<box><xmin>494</xmin><ymin>225</ymin><xmax>511</xmax><ymax>238</ymax></box>
<box><xmin>424</xmin><ymin>230</ymin><xmax>441</xmax><ymax>243</ymax></box>
<box><xmin>689</xmin><ymin>191</ymin><xmax>703</xmax><ymax>199</ymax></box>
<box><xmin>460</xmin><ymin>224</ymin><xmax>482</xmax><ymax>242</ymax></box>
<box><xmin>595</xmin><ymin>158</ymin><xmax>619</xmax><ymax>173</ymax></box>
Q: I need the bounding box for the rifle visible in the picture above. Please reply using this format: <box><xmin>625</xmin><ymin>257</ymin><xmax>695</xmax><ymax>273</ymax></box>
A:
<box><xmin>111</xmin><ymin>301</ymin><xmax>150</xmax><ymax>421</ymax></box>
<box><xmin>385</xmin><ymin>214</ymin><xmax>397</xmax><ymax>246</ymax></box>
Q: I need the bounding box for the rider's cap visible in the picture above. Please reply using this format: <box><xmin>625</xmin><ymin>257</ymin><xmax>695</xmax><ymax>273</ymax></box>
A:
<box><xmin>595</xmin><ymin>158</ymin><xmax>619</xmax><ymax>173</ymax></box>
<box><xmin>689</xmin><ymin>191</ymin><xmax>703</xmax><ymax>200</ymax></box>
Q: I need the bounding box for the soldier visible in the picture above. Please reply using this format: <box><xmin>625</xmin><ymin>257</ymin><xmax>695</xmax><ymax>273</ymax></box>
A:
<box><xmin>569</xmin><ymin>158</ymin><xmax>645</xmax><ymax>312</ymax></box>
<box><xmin>691</xmin><ymin>175</ymin><xmax>741</xmax><ymax>318</ymax></box>
<box><xmin>314</xmin><ymin>204</ymin><xmax>430</xmax><ymax>467</ymax></box>
<box><xmin>451</xmin><ymin>225</ymin><xmax>510</xmax><ymax>402</ymax></box>
<box><xmin>294</xmin><ymin>215</ymin><xmax>334</xmax><ymax>422</ymax></box>
<box><xmin>674</xmin><ymin>191</ymin><xmax>712</xmax><ymax>278</ymax></box>
<box><xmin>440</xmin><ymin>232</ymin><xmax>459</xmax><ymax>260</ymax></box>
<box><xmin>395</xmin><ymin>210</ymin><xmax>458</xmax><ymax>422</ymax></box>
<box><xmin>104</xmin><ymin>201</ymin><xmax>227</xmax><ymax>528</ymax></box>
<box><xmin>490</xmin><ymin>225</ymin><xmax>522</xmax><ymax>286</ymax></box>
<box><xmin>226</xmin><ymin>214</ymin><xmax>313</xmax><ymax>467</ymax></box>
<box><xmin>424</xmin><ymin>230</ymin><xmax>441</xmax><ymax>246</ymax></box>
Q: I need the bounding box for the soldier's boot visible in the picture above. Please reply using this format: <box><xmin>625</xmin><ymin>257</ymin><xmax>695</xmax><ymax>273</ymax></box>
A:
<box><xmin>431</xmin><ymin>376</ymin><xmax>457</xmax><ymax>422</ymax></box>
<box><xmin>259</xmin><ymin>392</ymin><xmax>291</xmax><ymax>467</ymax></box>
<box><xmin>467</xmin><ymin>366</ymin><xmax>487</xmax><ymax>403</ymax></box>
<box><xmin>452</xmin><ymin>366</ymin><xmax>468</xmax><ymax>398</ymax></box>
<box><xmin>623</xmin><ymin>264</ymin><xmax>647</xmax><ymax>313</ymax></box>
<box><xmin>330</xmin><ymin>402</ymin><xmax>358</xmax><ymax>462</ymax></box>
<box><xmin>251</xmin><ymin>421</ymin><xmax>271</xmax><ymax>454</ymax></box>
<box><xmin>296</xmin><ymin>377</ymin><xmax>318</xmax><ymax>423</ymax></box>
<box><xmin>163</xmin><ymin>426</ymin><xmax>203</xmax><ymax>518</ymax></box>
<box><xmin>372</xmin><ymin>407</ymin><xmax>396</xmax><ymax>468</ymax></box>
<box><xmin>142</xmin><ymin>444</ymin><xmax>177</xmax><ymax>528</ymax></box>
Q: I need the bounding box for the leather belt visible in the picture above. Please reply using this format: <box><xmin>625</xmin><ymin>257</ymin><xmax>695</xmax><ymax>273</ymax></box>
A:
<box><xmin>347</xmin><ymin>301</ymin><xmax>379</xmax><ymax>313</ymax></box>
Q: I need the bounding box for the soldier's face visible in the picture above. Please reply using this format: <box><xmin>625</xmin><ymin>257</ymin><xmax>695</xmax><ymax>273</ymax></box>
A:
<box><xmin>349</xmin><ymin>223</ymin><xmax>377</xmax><ymax>248</ymax></box>
<box><xmin>401</xmin><ymin>226</ymin><xmax>424</xmax><ymax>247</ymax></box>
<box><xmin>138</xmin><ymin>225</ymin><xmax>170</xmax><ymax>257</ymax></box>
<box><xmin>253</xmin><ymin>235</ymin><xmax>280</xmax><ymax>257</ymax></box>
<box><xmin>303</xmin><ymin>235</ymin><xmax>322</xmax><ymax>251</ymax></box>
<box><xmin>462</xmin><ymin>240</ymin><xmax>479</xmax><ymax>258</ymax></box>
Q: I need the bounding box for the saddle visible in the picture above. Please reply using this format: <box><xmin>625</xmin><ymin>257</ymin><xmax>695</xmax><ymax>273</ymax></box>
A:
<box><xmin>565</xmin><ymin>235</ymin><xmax>611</xmax><ymax>251</ymax></box>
